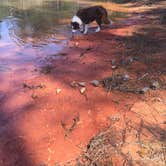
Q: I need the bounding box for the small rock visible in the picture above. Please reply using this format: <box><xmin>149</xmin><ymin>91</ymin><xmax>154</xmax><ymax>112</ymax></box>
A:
<box><xmin>31</xmin><ymin>93</ymin><xmax>38</xmax><ymax>99</ymax></box>
<box><xmin>56</xmin><ymin>88</ymin><xmax>62</xmax><ymax>94</ymax></box>
<box><xmin>70</xmin><ymin>81</ymin><xmax>78</xmax><ymax>88</ymax></box>
<box><xmin>90</xmin><ymin>80</ymin><xmax>100</xmax><ymax>87</ymax></box>
<box><xmin>80</xmin><ymin>87</ymin><xmax>86</xmax><ymax>94</ymax></box>
<box><xmin>123</xmin><ymin>74</ymin><xmax>130</xmax><ymax>81</ymax></box>
<box><xmin>128</xmin><ymin>57</ymin><xmax>134</xmax><ymax>62</ymax></box>
<box><xmin>112</xmin><ymin>65</ymin><xmax>117</xmax><ymax>69</ymax></box>
<box><xmin>39</xmin><ymin>83</ymin><xmax>45</xmax><ymax>88</ymax></box>
<box><xmin>139</xmin><ymin>87</ymin><xmax>150</xmax><ymax>94</ymax></box>
<box><xmin>123</xmin><ymin>56</ymin><xmax>133</xmax><ymax>66</ymax></box>
<box><xmin>150</xmin><ymin>81</ymin><xmax>160</xmax><ymax>89</ymax></box>
<box><xmin>75</xmin><ymin>42</ymin><xmax>79</xmax><ymax>46</ymax></box>
<box><xmin>78</xmin><ymin>82</ymin><xmax>86</xmax><ymax>87</ymax></box>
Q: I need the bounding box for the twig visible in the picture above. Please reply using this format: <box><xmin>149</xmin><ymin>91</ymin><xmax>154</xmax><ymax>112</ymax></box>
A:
<box><xmin>137</xmin><ymin>119</ymin><xmax>143</xmax><ymax>144</ymax></box>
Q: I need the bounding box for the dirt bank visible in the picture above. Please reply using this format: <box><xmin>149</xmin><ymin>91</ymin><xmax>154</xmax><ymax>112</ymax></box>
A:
<box><xmin>0</xmin><ymin>1</ymin><xmax>165</xmax><ymax>166</ymax></box>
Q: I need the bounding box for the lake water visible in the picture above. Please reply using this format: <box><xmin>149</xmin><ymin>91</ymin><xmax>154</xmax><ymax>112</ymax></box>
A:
<box><xmin>0</xmin><ymin>0</ymin><xmax>125</xmax><ymax>79</ymax></box>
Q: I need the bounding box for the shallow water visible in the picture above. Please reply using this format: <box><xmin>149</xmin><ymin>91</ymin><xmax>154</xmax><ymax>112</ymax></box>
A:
<box><xmin>0</xmin><ymin>0</ymin><xmax>126</xmax><ymax>82</ymax></box>
<box><xmin>0</xmin><ymin>0</ymin><xmax>110</xmax><ymax>47</ymax></box>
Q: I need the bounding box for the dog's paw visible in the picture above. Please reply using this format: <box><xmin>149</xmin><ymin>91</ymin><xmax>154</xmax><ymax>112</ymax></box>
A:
<box><xmin>83</xmin><ymin>31</ymin><xmax>88</xmax><ymax>34</ymax></box>
<box><xmin>95</xmin><ymin>27</ymin><xmax>101</xmax><ymax>32</ymax></box>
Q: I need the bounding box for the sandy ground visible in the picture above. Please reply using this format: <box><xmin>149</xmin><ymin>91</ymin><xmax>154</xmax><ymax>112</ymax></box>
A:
<box><xmin>0</xmin><ymin>1</ymin><xmax>165</xmax><ymax>166</ymax></box>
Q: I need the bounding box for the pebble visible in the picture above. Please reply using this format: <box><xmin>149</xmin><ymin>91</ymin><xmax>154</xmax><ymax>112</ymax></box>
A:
<box><xmin>31</xmin><ymin>93</ymin><xmax>38</xmax><ymax>99</ymax></box>
<box><xmin>123</xmin><ymin>74</ymin><xmax>130</xmax><ymax>81</ymax></box>
<box><xmin>139</xmin><ymin>87</ymin><xmax>150</xmax><ymax>94</ymax></box>
<box><xmin>56</xmin><ymin>88</ymin><xmax>62</xmax><ymax>94</ymax></box>
<box><xmin>123</xmin><ymin>56</ymin><xmax>133</xmax><ymax>66</ymax></box>
<box><xmin>90</xmin><ymin>80</ymin><xmax>100</xmax><ymax>87</ymax></box>
<box><xmin>150</xmin><ymin>81</ymin><xmax>160</xmax><ymax>89</ymax></box>
<box><xmin>70</xmin><ymin>81</ymin><xmax>78</xmax><ymax>88</ymax></box>
<box><xmin>112</xmin><ymin>65</ymin><xmax>117</xmax><ymax>69</ymax></box>
<box><xmin>75</xmin><ymin>42</ymin><xmax>79</xmax><ymax>46</ymax></box>
<box><xmin>78</xmin><ymin>82</ymin><xmax>86</xmax><ymax>87</ymax></box>
<box><xmin>80</xmin><ymin>87</ymin><xmax>86</xmax><ymax>94</ymax></box>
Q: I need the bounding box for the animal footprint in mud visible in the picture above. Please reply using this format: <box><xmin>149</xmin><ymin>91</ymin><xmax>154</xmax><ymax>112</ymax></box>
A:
<box><xmin>61</xmin><ymin>114</ymin><xmax>80</xmax><ymax>137</ymax></box>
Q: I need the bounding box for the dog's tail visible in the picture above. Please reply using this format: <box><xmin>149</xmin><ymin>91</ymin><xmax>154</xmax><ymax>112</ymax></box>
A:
<box><xmin>101</xmin><ymin>7</ymin><xmax>111</xmax><ymax>24</ymax></box>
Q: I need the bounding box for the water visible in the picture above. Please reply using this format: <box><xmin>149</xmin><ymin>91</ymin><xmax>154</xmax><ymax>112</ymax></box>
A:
<box><xmin>0</xmin><ymin>0</ymin><xmax>127</xmax><ymax>82</ymax></box>
<box><xmin>0</xmin><ymin>0</ymin><xmax>80</xmax><ymax>50</ymax></box>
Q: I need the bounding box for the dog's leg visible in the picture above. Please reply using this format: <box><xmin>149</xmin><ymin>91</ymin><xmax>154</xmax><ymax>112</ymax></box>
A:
<box><xmin>83</xmin><ymin>24</ymin><xmax>88</xmax><ymax>34</ymax></box>
<box><xmin>95</xmin><ymin>26</ymin><xmax>101</xmax><ymax>32</ymax></box>
<box><xmin>96</xmin><ymin>19</ymin><xmax>102</xmax><ymax>32</ymax></box>
<box><xmin>80</xmin><ymin>24</ymin><xmax>85</xmax><ymax>33</ymax></box>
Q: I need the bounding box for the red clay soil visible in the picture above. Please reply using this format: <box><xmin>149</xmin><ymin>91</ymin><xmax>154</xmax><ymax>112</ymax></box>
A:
<box><xmin>0</xmin><ymin>3</ymin><xmax>166</xmax><ymax>166</ymax></box>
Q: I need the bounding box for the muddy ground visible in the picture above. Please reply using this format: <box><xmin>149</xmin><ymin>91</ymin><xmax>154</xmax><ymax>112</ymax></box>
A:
<box><xmin>0</xmin><ymin>0</ymin><xmax>166</xmax><ymax>166</ymax></box>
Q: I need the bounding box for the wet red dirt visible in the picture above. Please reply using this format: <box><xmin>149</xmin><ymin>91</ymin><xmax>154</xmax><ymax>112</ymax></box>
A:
<box><xmin>0</xmin><ymin>1</ymin><xmax>166</xmax><ymax>166</ymax></box>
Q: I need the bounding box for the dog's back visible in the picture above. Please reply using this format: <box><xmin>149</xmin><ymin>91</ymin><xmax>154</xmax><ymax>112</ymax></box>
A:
<box><xmin>76</xmin><ymin>6</ymin><xmax>110</xmax><ymax>24</ymax></box>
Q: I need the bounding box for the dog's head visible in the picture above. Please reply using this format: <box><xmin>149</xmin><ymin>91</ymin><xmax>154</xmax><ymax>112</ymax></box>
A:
<box><xmin>71</xmin><ymin>15</ymin><xmax>82</xmax><ymax>33</ymax></box>
<box><xmin>71</xmin><ymin>22</ymin><xmax>80</xmax><ymax>33</ymax></box>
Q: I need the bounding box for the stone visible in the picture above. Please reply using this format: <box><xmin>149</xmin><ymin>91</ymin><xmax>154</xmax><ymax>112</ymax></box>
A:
<box><xmin>123</xmin><ymin>56</ymin><xmax>133</xmax><ymax>66</ymax></box>
<box><xmin>78</xmin><ymin>82</ymin><xmax>86</xmax><ymax>87</ymax></box>
<box><xmin>112</xmin><ymin>65</ymin><xmax>117</xmax><ymax>69</ymax></box>
<box><xmin>139</xmin><ymin>87</ymin><xmax>150</xmax><ymax>94</ymax></box>
<box><xmin>31</xmin><ymin>93</ymin><xmax>38</xmax><ymax>99</ymax></box>
<box><xmin>70</xmin><ymin>81</ymin><xmax>78</xmax><ymax>88</ymax></box>
<box><xmin>123</xmin><ymin>74</ymin><xmax>130</xmax><ymax>81</ymax></box>
<box><xmin>80</xmin><ymin>87</ymin><xmax>86</xmax><ymax>94</ymax></box>
<box><xmin>75</xmin><ymin>42</ymin><xmax>79</xmax><ymax>46</ymax></box>
<box><xmin>150</xmin><ymin>81</ymin><xmax>160</xmax><ymax>89</ymax></box>
<box><xmin>56</xmin><ymin>88</ymin><xmax>62</xmax><ymax>94</ymax></box>
<box><xmin>90</xmin><ymin>80</ymin><xmax>100</xmax><ymax>87</ymax></box>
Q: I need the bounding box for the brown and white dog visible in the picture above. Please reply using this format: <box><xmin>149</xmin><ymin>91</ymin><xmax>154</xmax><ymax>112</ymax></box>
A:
<box><xmin>71</xmin><ymin>6</ymin><xmax>111</xmax><ymax>34</ymax></box>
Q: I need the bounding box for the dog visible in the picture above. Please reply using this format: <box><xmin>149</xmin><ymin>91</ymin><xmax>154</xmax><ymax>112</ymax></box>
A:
<box><xmin>71</xmin><ymin>6</ymin><xmax>111</xmax><ymax>34</ymax></box>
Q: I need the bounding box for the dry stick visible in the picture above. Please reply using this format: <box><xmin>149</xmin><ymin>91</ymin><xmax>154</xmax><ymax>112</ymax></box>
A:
<box><xmin>143</xmin><ymin>124</ymin><xmax>161</xmax><ymax>140</ymax></box>
<box><xmin>127</xmin><ymin>104</ymin><xmax>158</xmax><ymax>126</ymax></box>
<box><xmin>122</xmin><ymin>128</ymin><xmax>127</xmax><ymax>146</ymax></box>
<box><xmin>137</xmin><ymin>119</ymin><xmax>143</xmax><ymax>144</ymax></box>
<box><xmin>123</xmin><ymin>113</ymin><xmax>149</xmax><ymax>138</ymax></box>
